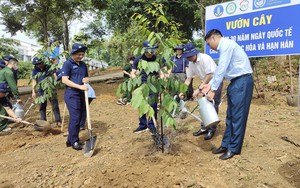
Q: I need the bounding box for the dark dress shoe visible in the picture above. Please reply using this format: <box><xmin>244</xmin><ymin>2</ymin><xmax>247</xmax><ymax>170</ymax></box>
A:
<box><xmin>212</xmin><ymin>146</ymin><xmax>227</xmax><ymax>154</ymax></box>
<box><xmin>72</xmin><ymin>142</ymin><xmax>83</xmax><ymax>150</ymax></box>
<box><xmin>219</xmin><ymin>150</ymin><xmax>235</xmax><ymax>160</ymax></box>
<box><xmin>193</xmin><ymin>129</ymin><xmax>208</xmax><ymax>136</ymax></box>
<box><xmin>204</xmin><ymin>129</ymin><xmax>215</xmax><ymax>140</ymax></box>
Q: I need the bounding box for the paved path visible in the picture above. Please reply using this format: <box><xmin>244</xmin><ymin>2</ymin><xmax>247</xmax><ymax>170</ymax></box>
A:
<box><xmin>18</xmin><ymin>72</ymin><xmax>123</xmax><ymax>95</ymax></box>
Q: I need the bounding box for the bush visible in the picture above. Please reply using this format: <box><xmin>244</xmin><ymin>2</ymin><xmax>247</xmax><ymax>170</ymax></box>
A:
<box><xmin>18</xmin><ymin>61</ymin><xmax>34</xmax><ymax>79</ymax></box>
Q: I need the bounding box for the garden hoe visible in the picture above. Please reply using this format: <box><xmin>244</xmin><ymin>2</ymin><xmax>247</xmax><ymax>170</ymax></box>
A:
<box><xmin>0</xmin><ymin>114</ymin><xmax>51</xmax><ymax>132</ymax></box>
<box><xmin>84</xmin><ymin>87</ymin><xmax>97</xmax><ymax>157</ymax></box>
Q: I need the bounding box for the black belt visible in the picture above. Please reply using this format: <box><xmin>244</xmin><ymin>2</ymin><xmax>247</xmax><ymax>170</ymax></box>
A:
<box><xmin>231</xmin><ymin>73</ymin><xmax>252</xmax><ymax>82</ymax></box>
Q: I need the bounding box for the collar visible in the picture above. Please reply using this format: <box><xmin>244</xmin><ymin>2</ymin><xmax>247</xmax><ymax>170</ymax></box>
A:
<box><xmin>193</xmin><ymin>53</ymin><xmax>201</xmax><ymax>63</ymax></box>
<box><xmin>217</xmin><ymin>37</ymin><xmax>224</xmax><ymax>51</ymax></box>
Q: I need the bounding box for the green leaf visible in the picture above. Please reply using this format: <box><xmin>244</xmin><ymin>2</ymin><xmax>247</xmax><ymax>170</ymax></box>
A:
<box><xmin>133</xmin><ymin>47</ymin><xmax>139</xmax><ymax>56</ymax></box>
<box><xmin>131</xmin><ymin>91</ymin><xmax>143</xmax><ymax>109</ymax></box>
<box><xmin>122</xmin><ymin>82</ymin><xmax>127</xmax><ymax>92</ymax></box>
<box><xmin>148</xmin><ymin>107</ymin><xmax>154</xmax><ymax>118</ymax></box>
<box><xmin>174</xmin><ymin>80</ymin><xmax>179</xmax><ymax>91</ymax></box>
<box><xmin>137</xmin><ymin>76</ymin><xmax>142</xmax><ymax>86</ymax></box>
<box><xmin>148</xmin><ymin>83</ymin><xmax>157</xmax><ymax>93</ymax></box>
<box><xmin>147</xmin><ymin>31</ymin><xmax>155</xmax><ymax>42</ymax></box>
<box><xmin>128</xmin><ymin>79</ymin><xmax>132</xmax><ymax>92</ymax></box>
<box><xmin>139</xmin><ymin>100</ymin><xmax>149</xmax><ymax>115</ymax></box>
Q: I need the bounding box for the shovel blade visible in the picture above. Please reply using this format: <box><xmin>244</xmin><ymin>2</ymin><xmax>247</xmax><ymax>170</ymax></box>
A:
<box><xmin>84</xmin><ymin>135</ymin><xmax>97</xmax><ymax>157</ymax></box>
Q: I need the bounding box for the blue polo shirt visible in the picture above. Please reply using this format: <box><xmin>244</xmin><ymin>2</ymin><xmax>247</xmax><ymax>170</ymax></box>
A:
<box><xmin>170</xmin><ymin>55</ymin><xmax>189</xmax><ymax>73</ymax></box>
<box><xmin>61</xmin><ymin>58</ymin><xmax>88</xmax><ymax>89</ymax></box>
<box><xmin>32</xmin><ymin>64</ymin><xmax>51</xmax><ymax>82</ymax></box>
<box><xmin>133</xmin><ymin>54</ymin><xmax>158</xmax><ymax>83</ymax></box>
<box><xmin>32</xmin><ymin>64</ymin><xmax>52</xmax><ymax>94</ymax></box>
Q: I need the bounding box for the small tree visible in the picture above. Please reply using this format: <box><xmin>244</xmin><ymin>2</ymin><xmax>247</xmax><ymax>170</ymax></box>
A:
<box><xmin>117</xmin><ymin>3</ymin><xmax>187</xmax><ymax>129</ymax></box>
<box><xmin>30</xmin><ymin>42</ymin><xmax>67</xmax><ymax>104</ymax></box>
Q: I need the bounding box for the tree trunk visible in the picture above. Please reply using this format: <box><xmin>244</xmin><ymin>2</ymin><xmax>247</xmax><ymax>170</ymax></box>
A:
<box><xmin>62</xmin><ymin>14</ymin><xmax>70</xmax><ymax>51</ymax></box>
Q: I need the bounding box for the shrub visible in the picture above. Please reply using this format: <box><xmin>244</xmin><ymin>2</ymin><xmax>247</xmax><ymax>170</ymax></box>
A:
<box><xmin>18</xmin><ymin>61</ymin><xmax>34</xmax><ymax>79</ymax></box>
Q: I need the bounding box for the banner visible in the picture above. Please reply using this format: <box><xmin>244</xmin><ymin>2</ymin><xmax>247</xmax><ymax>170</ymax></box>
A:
<box><xmin>205</xmin><ymin>0</ymin><xmax>300</xmax><ymax>58</ymax></box>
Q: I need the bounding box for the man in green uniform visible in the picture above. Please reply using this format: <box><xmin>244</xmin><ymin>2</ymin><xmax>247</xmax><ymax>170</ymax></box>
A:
<box><xmin>0</xmin><ymin>58</ymin><xmax>22</xmax><ymax>133</ymax></box>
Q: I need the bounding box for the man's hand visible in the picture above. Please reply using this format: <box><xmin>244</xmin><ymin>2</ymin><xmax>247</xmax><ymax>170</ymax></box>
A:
<box><xmin>206</xmin><ymin>90</ymin><xmax>215</xmax><ymax>101</ymax></box>
<box><xmin>199</xmin><ymin>84</ymin><xmax>211</xmax><ymax>94</ymax></box>
<box><xmin>192</xmin><ymin>89</ymin><xmax>200</xmax><ymax>99</ymax></box>
<box><xmin>82</xmin><ymin>77</ymin><xmax>89</xmax><ymax>84</ymax></box>
<box><xmin>79</xmin><ymin>84</ymin><xmax>88</xmax><ymax>91</ymax></box>
<box><xmin>178</xmin><ymin>93</ymin><xmax>184</xmax><ymax>99</ymax></box>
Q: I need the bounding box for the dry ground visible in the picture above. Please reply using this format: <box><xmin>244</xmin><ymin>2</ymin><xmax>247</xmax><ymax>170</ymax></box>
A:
<box><xmin>0</xmin><ymin>72</ymin><xmax>300</xmax><ymax>188</ymax></box>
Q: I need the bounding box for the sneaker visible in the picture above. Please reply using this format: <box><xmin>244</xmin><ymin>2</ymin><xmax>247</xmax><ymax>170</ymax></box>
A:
<box><xmin>133</xmin><ymin>127</ymin><xmax>147</xmax><ymax>133</ymax></box>
<box><xmin>116</xmin><ymin>101</ymin><xmax>123</xmax><ymax>105</ymax></box>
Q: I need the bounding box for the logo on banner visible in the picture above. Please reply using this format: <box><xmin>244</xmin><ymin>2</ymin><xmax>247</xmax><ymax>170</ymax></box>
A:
<box><xmin>254</xmin><ymin>0</ymin><xmax>266</xmax><ymax>8</ymax></box>
<box><xmin>226</xmin><ymin>2</ymin><xmax>237</xmax><ymax>15</ymax></box>
<box><xmin>239</xmin><ymin>0</ymin><xmax>249</xmax><ymax>11</ymax></box>
<box><xmin>213</xmin><ymin>5</ymin><xmax>224</xmax><ymax>17</ymax></box>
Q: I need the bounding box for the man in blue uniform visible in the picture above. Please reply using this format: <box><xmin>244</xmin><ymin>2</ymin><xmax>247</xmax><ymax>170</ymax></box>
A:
<box><xmin>31</xmin><ymin>57</ymin><xmax>61</xmax><ymax>126</ymax></box>
<box><xmin>202</xmin><ymin>29</ymin><xmax>253</xmax><ymax>160</ymax></box>
<box><xmin>131</xmin><ymin>41</ymin><xmax>162</xmax><ymax>134</ymax></box>
<box><xmin>61</xmin><ymin>43</ymin><xmax>89</xmax><ymax>150</ymax></box>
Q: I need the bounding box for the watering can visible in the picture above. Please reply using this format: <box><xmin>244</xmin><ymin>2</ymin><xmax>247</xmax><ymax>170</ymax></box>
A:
<box><xmin>197</xmin><ymin>96</ymin><xmax>220</xmax><ymax>128</ymax></box>
<box><xmin>12</xmin><ymin>102</ymin><xmax>25</xmax><ymax>119</ymax></box>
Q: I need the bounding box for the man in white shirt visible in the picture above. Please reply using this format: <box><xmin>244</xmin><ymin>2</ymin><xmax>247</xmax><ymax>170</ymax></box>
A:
<box><xmin>202</xmin><ymin>29</ymin><xmax>253</xmax><ymax>160</ymax></box>
<box><xmin>181</xmin><ymin>43</ymin><xmax>223</xmax><ymax>140</ymax></box>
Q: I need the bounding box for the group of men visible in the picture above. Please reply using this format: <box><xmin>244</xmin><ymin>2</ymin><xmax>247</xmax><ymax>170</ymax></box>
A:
<box><xmin>0</xmin><ymin>44</ymin><xmax>96</xmax><ymax>152</ymax></box>
<box><xmin>126</xmin><ymin>29</ymin><xmax>254</xmax><ymax>160</ymax></box>
<box><xmin>1</xmin><ymin>28</ymin><xmax>254</xmax><ymax>160</ymax></box>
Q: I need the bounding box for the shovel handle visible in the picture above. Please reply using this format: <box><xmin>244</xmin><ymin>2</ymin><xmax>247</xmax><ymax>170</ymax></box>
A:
<box><xmin>0</xmin><ymin>114</ymin><xmax>33</xmax><ymax>125</ymax></box>
<box><xmin>84</xmin><ymin>84</ymin><xmax>92</xmax><ymax>130</ymax></box>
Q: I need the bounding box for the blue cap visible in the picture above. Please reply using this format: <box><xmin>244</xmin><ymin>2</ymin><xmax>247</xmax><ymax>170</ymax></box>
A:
<box><xmin>143</xmin><ymin>41</ymin><xmax>157</xmax><ymax>53</ymax></box>
<box><xmin>0</xmin><ymin>60</ymin><xmax>6</xmax><ymax>68</ymax></box>
<box><xmin>174</xmin><ymin>45</ymin><xmax>184</xmax><ymax>51</ymax></box>
<box><xmin>56</xmin><ymin>69</ymin><xmax>62</xmax><ymax>81</ymax></box>
<box><xmin>3</xmin><ymin>55</ymin><xmax>13</xmax><ymax>61</ymax></box>
<box><xmin>182</xmin><ymin>43</ymin><xmax>200</xmax><ymax>58</ymax></box>
<box><xmin>70</xmin><ymin>43</ymin><xmax>87</xmax><ymax>55</ymax></box>
<box><xmin>32</xmin><ymin>57</ymin><xmax>43</xmax><ymax>65</ymax></box>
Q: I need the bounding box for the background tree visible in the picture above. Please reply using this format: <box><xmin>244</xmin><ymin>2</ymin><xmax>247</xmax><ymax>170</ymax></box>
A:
<box><xmin>0</xmin><ymin>37</ymin><xmax>20</xmax><ymax>58</ymax></box>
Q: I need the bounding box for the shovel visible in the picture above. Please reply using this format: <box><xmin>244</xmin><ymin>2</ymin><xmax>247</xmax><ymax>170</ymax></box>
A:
<box><xmin>84</xmin><ymin>87</ymin><xmax>97</xmax><ymax>157</ymax></box>
<box><xmin>0</xmin><ymin>114</ymin><xmax>51</xmax><ymax>131</ymax></box>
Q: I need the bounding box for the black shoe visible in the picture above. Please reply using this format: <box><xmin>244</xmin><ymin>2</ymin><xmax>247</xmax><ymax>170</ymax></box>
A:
<box><xmin>193</xmin><ymin>128</ymin><xmax>208</xmax><ymax>136</ymax></box>
<box><xmin>212</xmin><ymin>146</ymin><xmax>227</xmax><ymax>154</ymax></box>
<box><xmin>204</xmin><ymin>129</ymin><xmax>215</xmax><ymax>140</ymax></box>
<box><xmin>133</xmin><ymin>127</ymin><xmax>147</xmax><ymax>133</ymax></box>
<box><xmin>66</xmin><ymin>141</ymin><xmax>71</xmax><ymax>147</ymax></box>
<box><xmin>219</xmin><ymin>150</ymin><xmax>235</xmax><ymax>160</ymax></box>
<box><xmin>72</xmin><ymin>142</ymin><xmax>83</xmax><ymax>150</ymax></box>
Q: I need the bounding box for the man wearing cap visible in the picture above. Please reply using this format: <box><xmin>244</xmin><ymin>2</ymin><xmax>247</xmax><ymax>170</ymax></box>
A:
<box><xmin>169</xmin><ymin>45</ymin><xmax>193</xmax><ymax>100</ymax></box>
<box><xmin>31</xmin><ymin>57</ymin><xmax>61</xmax><ymax>126</ymax></box>
<box><xmin>131</xmin><ymin>41</ymin><xmax>163</xmax><ymax>134</ymax></box>
<box><xmin>201</xmin><ymin>29</ymin><xmax>253</xmax><ymax>160</ymax></box>
<box><xmin>0</xmin><ymin>58</ymin><xmax>22</xmax><ymax>133</ymax></box>
<box><xmin>61</xmin><ymin>43</ymin><xmax>89</xmax><ymax>150</ymax></box>
<box><xmin>181</xmin><ymin>43</ymin><xmax>223</xmax><ymax>140</ymax></box>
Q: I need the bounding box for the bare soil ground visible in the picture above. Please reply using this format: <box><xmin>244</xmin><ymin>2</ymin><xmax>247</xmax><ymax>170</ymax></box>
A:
<box><xmin>0</xmin><ymin>68</ymin><xmax>300</xmax><ymax>188</ymax></box>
